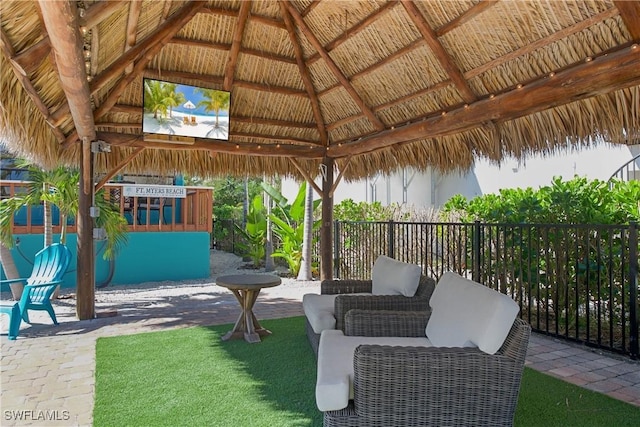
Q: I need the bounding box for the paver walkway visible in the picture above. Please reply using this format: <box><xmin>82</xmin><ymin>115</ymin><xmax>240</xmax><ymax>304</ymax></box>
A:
<box><xmin>1</xmin><ymin>278</ymin><xmax>639</xmax><ymax>426</ymax></box>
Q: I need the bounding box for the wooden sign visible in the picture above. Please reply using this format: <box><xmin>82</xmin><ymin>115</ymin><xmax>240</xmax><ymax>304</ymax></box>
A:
<box><xmin>122</xmin><ymin>185</ymin><xmax>186</xmax><ymax>198</ymax></box>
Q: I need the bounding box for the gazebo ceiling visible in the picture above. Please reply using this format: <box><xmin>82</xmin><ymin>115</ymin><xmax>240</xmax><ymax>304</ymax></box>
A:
<box><xmin>1</xmin><ymin>0</ymin><xmax>639</xmax><ymax>181</ymax></box>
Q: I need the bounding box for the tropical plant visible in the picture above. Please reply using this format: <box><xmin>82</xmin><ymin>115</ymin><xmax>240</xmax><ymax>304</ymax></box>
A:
<box><xmin>438</xmin><ymin>176</ymin><xmax>640</xmax><ymax>339</ymax></box>
<box><xmin>263</xmin><ymin>181</ymin><xmax>321</xmax><ymax>277</ymax></box>
<box><xmin>233</xmin><ymin>195</ymin><xmax>267</xmax><ymax>267</ymax></box>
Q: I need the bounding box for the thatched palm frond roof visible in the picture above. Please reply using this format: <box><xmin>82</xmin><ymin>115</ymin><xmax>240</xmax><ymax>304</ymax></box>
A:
<box><xmin>1</xmin><ymin>0</ymin><xmax>639</xmax><ymax>182</ymax></box>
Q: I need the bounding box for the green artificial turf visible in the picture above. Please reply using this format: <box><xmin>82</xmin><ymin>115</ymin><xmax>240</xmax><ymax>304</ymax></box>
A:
<box><xmin>94</xmin><ymin>316</ymin><xmax>640</xmax><ymax>427</ymax></box>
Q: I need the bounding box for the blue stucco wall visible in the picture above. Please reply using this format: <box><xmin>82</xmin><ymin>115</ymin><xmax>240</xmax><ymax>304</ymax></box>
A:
<box><xmin>0</xmin><ymin>232</ymin><xmax>210</xmax><ymax>289</ymax></box>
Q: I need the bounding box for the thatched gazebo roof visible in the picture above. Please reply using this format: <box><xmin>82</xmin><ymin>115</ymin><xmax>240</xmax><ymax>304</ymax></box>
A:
<box><xmin>1</xmin><ymin>0</ymin><xmax>639</xmax><ymax>182</ymax></box>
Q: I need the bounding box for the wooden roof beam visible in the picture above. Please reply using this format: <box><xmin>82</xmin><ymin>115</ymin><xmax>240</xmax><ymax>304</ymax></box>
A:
<box><xmin>0</xmin><ymin>28</ymin><xmax>65</xmax><ymax>144</ymax></box>
<box><xmin>224</xmin><ymin>1</ymin><xmax>251</xmax><ymax>91</ymax></box>
<box><xmin>94</xmin><ymin>147</ymin><xmax>145</xmax><ymax>191</ymax></box>
<box><xmin>614</xmin><ymin>1</ymin><xmax>640</xmax><ymax>40</ymax></box>
<box><xmin>38</xmin><ymin>0</ymin><xmax>96</xmax><ymax>142</ymax></box>
<box><xmin>401</xmin><ymin>0</ymin><xmax>476</xmax><ymax>104</ymax></box>
<box><xmin>283</xmin><ymin>1</ymin><xmax>385</xmax><ymax>131</ymax></box>
<box><xmin>171</xmin><ymin>37</ymin><xmax>297</xmax><ymax>64</ymax></box>
<box><xmin>436</xmin><ymin>0</ymin><xmax>499</xmax><ymax>36</ymax></box>
<box><xmin>280</xmin><ymin>1</ymin><xmax>328</xmax><ymax>145</ymax></box>
<box><xmin>79</xmin><ymin>0</ymin><xmax>128</xmax><ymax>30</ymax></box>
<box><xmin>142</xmin><ymin>68</ymin><xmax>307</xmax><ymax>97</ymax></box>
<box><xmin>200</xmin><ymin>5</ymin><xmax>284</xmax><ymax>29</ymax></box>
<box><xmin>10</xmin><ymin>36</ymin><xmax>51</xmax><ymax>76</ymax></box>
<box><xmin>307</xmin><ymin>1</ymin><xmax>399</xmax><ymax>65</ymax></box>
<box><xmin>329</xmin><ymin>43</ymin><xmax>640</xmax><ymax>158</ymax></box>
<box><xmin>99</xmin><ymin>132</ymin><xmax>325</xmax><ymax>158</ymax></box>
<box><xmin>63</xmin><ymin>1</ymin><xmax>205</xmax><ymax>149</ymax></box>
<box><xmin>123</xmin><ymin>0</ymin><xmax>143</xmax><ymax>75</ymax></box>
<box><xmin>90</xmin><ymin>2</ymin><xmax>206</xmax><ymax>97</ymax></box>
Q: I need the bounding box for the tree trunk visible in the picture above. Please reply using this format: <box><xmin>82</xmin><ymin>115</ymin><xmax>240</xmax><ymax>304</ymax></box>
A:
<box><xmin>264</xmin><ymin>176</ymin><xmax>275</xmax><ymax>272</ymax></box>
<box><xmin>43</xmin><ymin>183</ymin><xmax>52</xmax><ymax>247</ymax></box>
<box><xmin>0</xmin><ymin>243</ymin><xmax>23</xmax><ymax>300</ymax></box>
<box><xmin>297</xmin><ymin>181</ymin><xmax>314</xmax><ymax>280</ymax></box>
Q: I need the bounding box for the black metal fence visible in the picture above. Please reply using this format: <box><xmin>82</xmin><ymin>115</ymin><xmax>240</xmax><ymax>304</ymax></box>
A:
<box><xmin>214</xmin><ymin>219</ymin><xmax>639</xmax><ymax>359</ymax></box>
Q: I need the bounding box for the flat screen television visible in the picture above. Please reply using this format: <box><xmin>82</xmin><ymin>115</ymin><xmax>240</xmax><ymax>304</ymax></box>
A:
<box><xmin>142</xmin><ymin>78</ymin><xmax>230</xmax><ymax>142</ymax></box>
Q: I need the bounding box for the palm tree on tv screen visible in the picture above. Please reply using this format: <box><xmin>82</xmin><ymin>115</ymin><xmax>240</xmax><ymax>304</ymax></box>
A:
<box><xmin>196</xmin><ymin>88</ymin><xmax>230</xmax><ymax>138</ymax></box>
<box><xmin>162</xmin><ymin>83</ymin><xmax>185</xmax><ymax>118</ymax></box>
<box><xmin>144</xmin><ymin>80</ymin><xmax>168</xmax><ymax>120</ymax></box>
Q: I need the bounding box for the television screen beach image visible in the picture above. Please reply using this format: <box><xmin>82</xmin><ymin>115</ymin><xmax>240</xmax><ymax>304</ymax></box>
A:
<box><xmin>142</xmin><ymin>78</ymin><xmax>230</xmax><ymax>141</ymax></box>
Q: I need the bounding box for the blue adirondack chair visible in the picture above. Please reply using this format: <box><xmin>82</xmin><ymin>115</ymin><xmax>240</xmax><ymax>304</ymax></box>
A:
<box><xmin>0</xmin><ymin>243</ymin><xmax>71</xmax><ymax>339</ymax></box>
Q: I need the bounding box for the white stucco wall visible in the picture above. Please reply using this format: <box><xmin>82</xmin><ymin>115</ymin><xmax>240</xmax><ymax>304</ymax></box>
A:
<box><xmin>282</xmin><ymin>144</ymin><xmax>639</xmax><ymax>208</ymax></box>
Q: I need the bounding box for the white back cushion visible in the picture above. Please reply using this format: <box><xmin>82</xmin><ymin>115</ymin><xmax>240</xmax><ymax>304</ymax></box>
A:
<box><xmin>371</xmin><ymin>255</ymin><xmax>421</xmax><ymax>297</ymax></box>
<box><xmin>425</xmin><ymin>272</ymin><xmax>519</xmax><ymax>354</ymax></box>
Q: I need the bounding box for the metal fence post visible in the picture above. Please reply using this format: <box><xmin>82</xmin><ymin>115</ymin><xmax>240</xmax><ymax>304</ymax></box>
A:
<box><xmin>388</xmin><ymin>219</ymin><xmax>395</xmax><ymax>258</ymax></box>
<box><xmin>334</xmin><ymin>220</ymin><xmax>340</xmax><ymax>279</ymax></box>
<box><xmin>629</xmin><ymin>222</ymin><xmax>639</xmax><ymax>359</ymax></box>
<box><xmin>473</xmin><ymin>220</ymin><xmax>481</xmax><ymax>282</ymax></box>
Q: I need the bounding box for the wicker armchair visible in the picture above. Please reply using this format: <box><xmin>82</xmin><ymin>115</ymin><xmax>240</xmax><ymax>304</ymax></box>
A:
<box><xmin>322</xmin><ymin>310</ymin><xmax>531</xmax><ymax>427</ymax></box>
<box><xmin>305</xmin><ymin>275</ymin><xmax>436</xmax><ymax>355</ymax></box>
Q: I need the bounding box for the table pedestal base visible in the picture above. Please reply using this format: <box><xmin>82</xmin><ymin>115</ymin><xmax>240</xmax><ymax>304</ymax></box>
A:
<box><xmin>222</xmin><ymin>288</ymin><xmax>271</xmax><ymax>343</ymax></box>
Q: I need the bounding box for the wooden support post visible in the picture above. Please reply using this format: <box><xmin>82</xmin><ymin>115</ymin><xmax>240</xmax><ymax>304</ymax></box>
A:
<box><xmin>77</xmin><ymin>138</ymin><xmax>95</xmax><ymax>320</ymax></box>
<box><xmin>320</xmin><ymin>157</ymin><xmax>334</xmax><ymax>280</ymax></box>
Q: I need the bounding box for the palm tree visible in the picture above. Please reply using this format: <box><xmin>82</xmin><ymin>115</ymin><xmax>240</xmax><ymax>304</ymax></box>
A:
<box><xmin>297</xmin><ymin>180</ymin><xmax>314</xmax><ymax>280</ymax></box>
<box><xmin>162</xmin><ymin>83</ymin><xmax>185</xmax><ymax>118</ymax></box>
<box><xmin>0</xmin><ymin>163</ymin><xmax>129</xmax><ymax>299</ymax></box>
<box><xmin>143</xmin><ymin>79</ymin><xmax>169</xmax><ymax>120</ymax></box>
<box><xmin>195</xmin><ymin>88</ymin><xmax>230</xmax><ymax>136</ymax></box>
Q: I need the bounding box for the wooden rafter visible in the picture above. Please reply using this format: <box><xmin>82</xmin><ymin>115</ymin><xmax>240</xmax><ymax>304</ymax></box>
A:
<box><xmin>401</xmin><ymin>0</ymin><xmax>476</xmax><ymax>104</ymax></box>
<box><xmin>171</xmin><ymin>37</ymin><xmax>297</xmax><ymax>64</ymax></box>
<box><xmin>466</xmin><ymin>7</ymin><xmax>620</xmax><ymax>79</ymax></box>
<box><xmin>436</xmin><ymin>0</ymin><xmax>499</xmax><ymax>36</ymax></box>
<box><xmin>124</xmin><ymin>0</ymin><xmax>143</xmax><ymax>75</ymax></box>
<box><xmin>200</xmin><ymin>5</ymin><xmax>284</xmax><ymax>29</ymax></box>
<box><xmin>99</xmin><ymin>132</ymin><xmax>325</xmax><ymax>158</ymax></box>
<box><xmin>614</xmin><ymin>1</ymin><xmax>640</xmax><ymax>40</ymax></box>
<box><xmin>89</xmin><ymin>3</ymin><xmax>205</xmax><ymax>96</ymax></box>
<box><xmin>280</xmin><ymin>1</ymin><xmax>328</xmax><ymax>145</ymax></box>
<box><xmin>94</xmin><ymin>146</ymin><xmax>145</xmax><ymax>191</ymax></box>
<box><xmin>288</xmin><ymin>158</ymin><xmax>323</xmax><ymax>195</ymax></box>
<box><xmin>329</xmin><ymin>43</ymin><xmax>640</xmax><ymax>157</ymax></box>
<box><xmin>223</xmin><ymin>1</ymin><xmax>251</xmax><ymax>91</ymax></box>
<box><xmin>307</xmin><ymin>1</ymin><xmax>399</xmax><ymax>65</ymax></box>
<box><xmin>63</xmin><ymin>1</ymin><xmax>206</xmax><ymax>149</ymax></box>
<box><xmin>79</xmin><ymin>0</ymin><xmax>127</xmax><ymax>30</ymax></box>
<box><xmin>323</xmin><ymin>6</ymin><xmax>620</xmax><ymax>134</ymax></box>
<box><xmin>142</xmin><ymin>68</ymin><xmax>307</xmax><ymax>96</ymax></box>
<box><xmin>38</xmin><ymin>0</ymin><xmax>95</xmax><ymax>142</ymax></box>
<box><xmin>283</xmin><ymin>1</ymin><xmax>385</xmax><ymax>131</ymax></box>
<box><xmin>10</xmin><ymin>37</ymin><xmax>50</xmax><ymax>76</ymax></box>
<box><xmin>0</xmin><ymin>28</ymin><xmax>66</xmax><ymax>144</ymax></box>
<box><xmin>301</xmin><ymin>0</ymin><xmax>321</xmax><ymax>18</ymax></box>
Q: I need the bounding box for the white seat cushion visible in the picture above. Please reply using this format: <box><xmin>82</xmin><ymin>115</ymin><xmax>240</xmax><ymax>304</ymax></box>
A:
<box><xmin>425</xmin><ymin>272</ymin><xmax>519</xmax><ymax>354</ymax></box>
<box><xmin>371</xmin><ymin>255</ymin><xmax>422</xmax><ymax>297</ymax></box>
<box><xmin>303</xmin><ymin>294</ymin><xmax>338</xmax><ymax>334</ymax></box>
<box><xmin>316</xmin><ymin>330</ymin><xmax>432</xmax><ymax>411</ymax></box>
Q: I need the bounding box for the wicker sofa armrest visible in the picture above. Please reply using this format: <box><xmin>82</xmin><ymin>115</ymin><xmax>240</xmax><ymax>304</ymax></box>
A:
<box><xmin>344</xmin><ymin>310</ymin><xmax>430</xmax><ymax>337</ymax></box>
<box><xmin>321</xmin><ymin>279</ymin><xmax>373</xmax><ymax>295</ymax></box>
<box><xmin>349</xmin><ymin>344</ymin><xmax>524</xmax><ymax>426</ymax></box>
<box><xmin>335</xmin><ymin>294</ymin><xmax>429</xmax><ymax>330</ymax></box>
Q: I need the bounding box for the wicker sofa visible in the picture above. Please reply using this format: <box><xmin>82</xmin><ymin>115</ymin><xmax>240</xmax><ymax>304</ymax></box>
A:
<box><xmin>315</xmin><ymin>272</ymin><xmax>531</xmax><ymax>427</ymax></box>
<box><xmin>304</xmin><ymin>275</ymin><xmax>436</xmax><ymax>356</ymax></box>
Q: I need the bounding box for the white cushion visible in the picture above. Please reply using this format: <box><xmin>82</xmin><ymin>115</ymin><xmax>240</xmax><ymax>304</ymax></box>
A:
<box><xmin>371</xmin><ymin>255</ymin><xmax>421</xmax><ymax>297</ymax></box>
<box><xmin>425</xmin><ymin>272</ymin><xmax>519</xmax><ymax>354</ymax></box>
<box><xmin>303</xmin><ymin>294</ymin><xmax>337</xmax><ymax>334</ymax></box>
<box><xmin>316</xmin><ymin>330</ymin><xmax>432</xmax><ymax>411</ymax></box>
